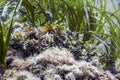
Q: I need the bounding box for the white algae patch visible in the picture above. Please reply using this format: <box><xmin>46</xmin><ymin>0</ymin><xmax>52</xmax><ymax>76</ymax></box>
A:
<box><xmin>28</xmin><ymin>47</ymin><xmax>75</xmax><ymax>64</ymax></box>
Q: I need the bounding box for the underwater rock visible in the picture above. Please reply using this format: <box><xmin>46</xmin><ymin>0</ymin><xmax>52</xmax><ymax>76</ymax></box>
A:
<box><xmin>4</xmin><ymin>47</ymin><xmax>118</xmax><ymax>80</ymax></box>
